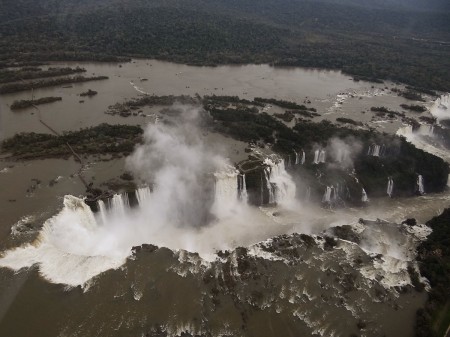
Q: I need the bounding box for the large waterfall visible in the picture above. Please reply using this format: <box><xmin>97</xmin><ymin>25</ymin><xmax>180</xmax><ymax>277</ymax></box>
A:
<box><xmin>322</xmin><ymin>186</ymin><xmax>333</xmax><ymax>203</ymax></box>
<box><xmin>430</xmin><ymin>93</ymin><xmax>450</xmax><ymax>122</ymax></box>
<box><xmin>263</xmin><ymin>158</ymin><xmax>297</xmax><ymax>207</ymax></box>
<box><xmin>362</xmin><ymin>188</ymin><xmax>369</xmax><ymax>202</ymax></box>
<box><xmin>387</xmin><ymin>178</ymin><xmax>394</xmax><ymax>197</ymax></box>
<box><xmin>238</xmin><ymin>174</ymin><xmax>248</xmax><ymax>202</ymax></box>
<box><xmin>213</xmin><ymin>166</ymin><xmax>240</xmax><ymax>206</ymax></box>
<box><xmin>109</xmin><ymin>193</ymin><xmax>130</xmax><ymax>217</ymax></box>
<box><xmin>136</xmin><ymin>186</ymin><xmax>151</xmax><ymax>206</ymax></box>
<box><xmin>313</xmin><ymin>149</ymin><xmax>326</xmax><ymax>164</ymax></box>
<box><xmin>97</xmin><ymin>199</ymin><xmax>108</xmax><ymax>225</ymax></box>
<box><xmin>417</xmin><ymin>175</ymin><xmax>425</xmax><ymax>195</ymax></box>
<box><xmin>367</xmin><ymin>144</ymin><xmax>383</xmax><ymax>157</ymax></box>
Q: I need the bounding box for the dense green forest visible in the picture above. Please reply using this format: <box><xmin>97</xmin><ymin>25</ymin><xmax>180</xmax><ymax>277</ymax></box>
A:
<box><xmin>415</xmin><ymin>209</ymin><xmax>450</xmax><ymax>337</ymax></box>
<box><xmin>1</xmin><ymin>0</ymin><xmax>449</xmax><ymax>90</ymax></box>
<box><xmin>1</xmin><ymin>124</ymin><xmax>142</xmax><ymax>159</ymax></box>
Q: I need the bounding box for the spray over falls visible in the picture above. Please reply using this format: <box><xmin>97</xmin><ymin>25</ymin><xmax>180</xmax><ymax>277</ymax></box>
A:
<box><xmin>0</xmin><ymin>109</ymin><xmax>300</xmax><ymax>286</ymax></box>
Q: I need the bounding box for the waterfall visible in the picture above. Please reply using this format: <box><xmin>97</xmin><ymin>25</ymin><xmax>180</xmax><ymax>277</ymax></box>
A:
<box><xmin>368</xmin><ymin>144</ymin><xmax>381</xmax><ymax>157</ymax></box>
<box><xmin>301</xmin><ymin>151</ymin><xmax>305</xmax><ymax>165</ymax></box>
<box><xmin>238</xmin><ymin>174</ymin><xmax>248</xmax><ymax>203</ymax></box>
<box><xmin>387</xmin><ymin>178</ymin><xmax>394</xmax><ymax>197</ymax></box>
<box><xmin>417</xmin><ymin>175</ymin><xmax>425</xmax><ymax>195</ymax></box>
<box><xmin>380</xmin><ymin>144</ymin><xmax>386</xmax><ymax>156</ymax></box>
<box><xmin>373</xmin><ymin>145</ymin><xmax>380</xmax><ymax>157</ymax></box>
<box><xmin>264</xmin><ymin>167</ymin><xmax>275</xmax><ymax>204</ymax></box>
<box><xmin>429</xmin><ymin>93</ymin><xmax>449</xmax><ymax>122</ymax></box>
<box><xmin>135</xmin><ymin>186</ymin><xmax>151</xmax><ymax>206</ymax></box>
<box><xmin>263</xmin><ymin>158</ymin><xmax>297</xmax><ymax>206</ymax></box>
<box><xmin>305</xmin><ymin>187</ymin><xmax>311</xmax><ymax>202</ymax></box>
<box><xmin>109</xmin><ymin>193</ymin><xmax>130</xmax><ymax>217</ymax></box>
<box><xmin>418</xmin><ymin>125</ymin><xmax>434</xmax><ymax>137</ymax></box>
<box><xmin>361</xmin><ymin>188</ymin><xmax>369</xmax><ymax>202</ymax></box>
<box><xmin>294</xmin><ymin>151</ymin><xmax>300</xmax><ymax>165</ymax></box>
<box><xmin>318</xmin><ymin>150</ymin><xmax>326</xmax><ymax>163</ymax></box>
<box><xmin>97</xmin><ymin>200</ymin><xmax>108</xmax><ymax>225</ymax></box>
<box><xmin>313</xmin><ymin>150</ymin><xmax>320</xmax><ymax>164</ymax></box>
<box><xmin>322</xmin><ymin>186</ymin><xmax>332</xmax><ymax>203</ymax></box>
<box><xmin>213</xmin><ymin>167</ymin><xmax>239</xmax><ymax>205</ymax></box>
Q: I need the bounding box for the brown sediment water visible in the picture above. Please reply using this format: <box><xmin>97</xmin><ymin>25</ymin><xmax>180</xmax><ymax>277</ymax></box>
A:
<box><xmin>0</xmin><ymin>59</ymin><xmax>446</xmax><ymax>337</ymax></box>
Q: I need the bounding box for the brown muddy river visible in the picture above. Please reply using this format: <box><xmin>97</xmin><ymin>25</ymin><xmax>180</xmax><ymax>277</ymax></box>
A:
<box><xmin>0</xmin><ymin>59</ymin><xmax>447</xmax><ymax>337</ymax></box>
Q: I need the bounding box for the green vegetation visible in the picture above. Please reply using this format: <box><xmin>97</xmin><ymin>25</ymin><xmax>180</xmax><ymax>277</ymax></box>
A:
<box><xmin>10</xmin><ymin>96</ymin><xmax>62</xmax><ymax>110</ymax></box>
<box><xmin>107</xmin><ymin>95</ymin><xmax>197</xmax><ymax>117</ymax></box>
<box><xmin>1</xmin><ymin>0</ymin><xmax>449</xmax><ymax>91</ymax></box>
<box><xmin>274</xmin><ymin>111</ymin><xmax>295</xmax><ymax>122</ymax></box>
<box><xmin>80</xmin><ymin>89</ymin><xmax>98</xmax><ymax>97</ymax></box>
<box><xmin>0</xmin><ymin>66</ymin><xmax>85</xmax><ymax>83</ymax></box>
<box><xmin>401</xmin><ymin>104</ymin><xmax>427</xmax><ymax>113</ymax></box>
<box><xmin>1</xmin><ymin>124</ymin><xmax>142</xmax><ymax>159</ymax></box>
<box><xmin>0</xmin><ymin>75</ymin><xmax>108</xmax><ymax>94</ymax></box>
<box><xmin>415</xmin><ymin>208</ymin><xmax>450</xmax><ymax>337</ymax></box>
<box><xmin>336</xmin><ymin>117</ymin><xmax>363</xmax><ymax>126</ymax></box>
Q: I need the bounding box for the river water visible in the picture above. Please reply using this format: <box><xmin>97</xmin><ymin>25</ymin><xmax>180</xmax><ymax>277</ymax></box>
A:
<box><xmin>0</xmin><ymin>59</ymin><xmax>448</xmax><ymax>337</ymax></box>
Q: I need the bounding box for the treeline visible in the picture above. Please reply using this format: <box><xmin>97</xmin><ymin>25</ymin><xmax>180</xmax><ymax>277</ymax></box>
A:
<box><xmin>0</xmin><ymin>75</ymin><xmax>108</xmax><ymax>94</ymax></box>
<box><xmin>107</xmin><ymin>95</ymin><xmax>198</xmax><ymax>116</ymax></box>
<box><xmin>415</xmin><ymin>209</ymin><xmax>450</xmax><ymax>337</ymax></box>
<box><xmin>0</xmin><ymin>1</ymin><xmax>449</xmax><ymax>91</ymax></box>
<box><xmin>10</xmin><ymin>96</ymin><xmax>62</xmax><ymax>110</ymax></box>
<box><xmin>1</xmin><ymin>124</ymin><xmax>143</xmax><ymax>159</ymax></box>
<box><xmin>0</xmin><ymin>66</ymin><xmax>85</xmax><ymax>83</ymax></box>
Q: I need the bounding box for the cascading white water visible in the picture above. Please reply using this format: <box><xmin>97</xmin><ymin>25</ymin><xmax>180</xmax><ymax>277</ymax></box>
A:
<box><xmin>368</xmin><ymin>144</ymin><xmax>381</xmax><ymax>157</ymax></box>
<box><xmin>109</xmin><ymin>193</ymin><xmax>130</xmax><ymax>217</ymax></box>
<box><xmin>0</xmin><ymin>195</ymin><xmax>127</xmax><ymax>286</ymax></box>
<box><xmin>301</xmin><ymin>151</ymin><xmax>305</xmax><ymax>165</ymax></box>
<box><xmin>264</xmin><ymin>167</ymin><xmax>275</xmax><ymax>204</ymax></box>
<box><xmin>97</xmin><ymin>199</ymin><xmax>108</xmax><ymax>225</ymax></box>
<box><xmin>387</xmin><ymin>178</ymin><xmax>394</xmax><ymax>197</ymax></box>
<box><xmin>318</xmin><ymin>150</ymin><xmax>326</xmax><ymax>163</ymax></box>
<box><xmin>362</xmin><ymin>188</ymin><xmax>369</xmax><ymax>202</ymax></box>
<box><xmin>417</xmin><ymin>175</ymin><xmax>425</xmax><ymax>195</ymax></box>
<box><xmin>263</xmin><ymin>158</ymin><xmax>297</xmax><ymax>207</ymax></box>
<box><xmin>429</xmin><ymin>93</ymin><xmax>449</xmax><ymax>122</ymax></box>
<box><xmin>294</xmin><ymin>151</ymin><xmax>300</xmax><ymax>165</ymax></box>
<box><xmin>213</xmin><ymin>166</ymin><xmax>239</xmax><ymax>207</ymax></box>
<box><xmin>322</xmin><ymin>186</ymin><xmax>332</xmax><ymax>203</ymax></box>
<box><xmin>135</xmin><ymin>186</ymin><xmax>151</xmax><ymax>206</ymax></box>
<box><xmin>313</xmin><ymin>150</ymin><xmax>320</xmax><ymax>164</ymax></box>
<box><xmin>418</xmin><ymin>125</ymin><xmax>434</xmax><ymax>137</ymax></box>
<box><xmin>239</xmin><ymin>174</ymin><xmax>248</xmax><ymax>203</ymax></box>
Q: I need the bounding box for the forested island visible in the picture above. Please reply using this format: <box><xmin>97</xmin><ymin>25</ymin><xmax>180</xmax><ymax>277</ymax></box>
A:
<box><xmin>10</xmin><ymin>97</ymin><xmax>62</xmax><ymax>110</ymax></box>
<box><xmin>0</xmin><ymin>75</ymin><xmax>108</xmax><ymax>94</ymax></box>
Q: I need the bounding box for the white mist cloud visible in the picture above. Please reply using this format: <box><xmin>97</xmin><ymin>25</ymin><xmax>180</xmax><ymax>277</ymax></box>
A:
<box><xmin>326</xmin><ymin>137</ymin><xmax>363</xmax><ymax>169</ymax></box>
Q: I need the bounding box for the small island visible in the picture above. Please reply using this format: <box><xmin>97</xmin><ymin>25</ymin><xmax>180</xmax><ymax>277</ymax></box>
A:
<box><xmin>10</xmin><ymin>96</ymin><xmax>62</xmax><ymax>110</ymax></box>
<box><xmin>79</xmin><ymin>89</ymin><xmax>98</xmax><ymax>97</ymax></box>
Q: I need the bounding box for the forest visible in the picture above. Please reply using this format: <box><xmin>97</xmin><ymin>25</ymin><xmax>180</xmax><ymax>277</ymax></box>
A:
<box><xmin>0</xmin><ymin>0</ymin><xmax>449</xmax><ymax>91</ymax></box>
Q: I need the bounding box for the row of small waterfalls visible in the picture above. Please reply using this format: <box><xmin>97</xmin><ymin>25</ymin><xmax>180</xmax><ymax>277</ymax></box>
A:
<box><xmin>95</xmin><ymin>158</ymin><xmax>427</xmax><ymax>221</ymax></box>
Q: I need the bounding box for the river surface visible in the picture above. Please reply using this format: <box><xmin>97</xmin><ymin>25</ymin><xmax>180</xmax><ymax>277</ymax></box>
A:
<box><xmin>0</xmin><ymin>59</ymin><xmax>448</xmax><ymax>337</ymax></box>
<box><xmin>0</xmin><ymin>59</ymin><xmax>436</xmax><ymax>140</ymax></box>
